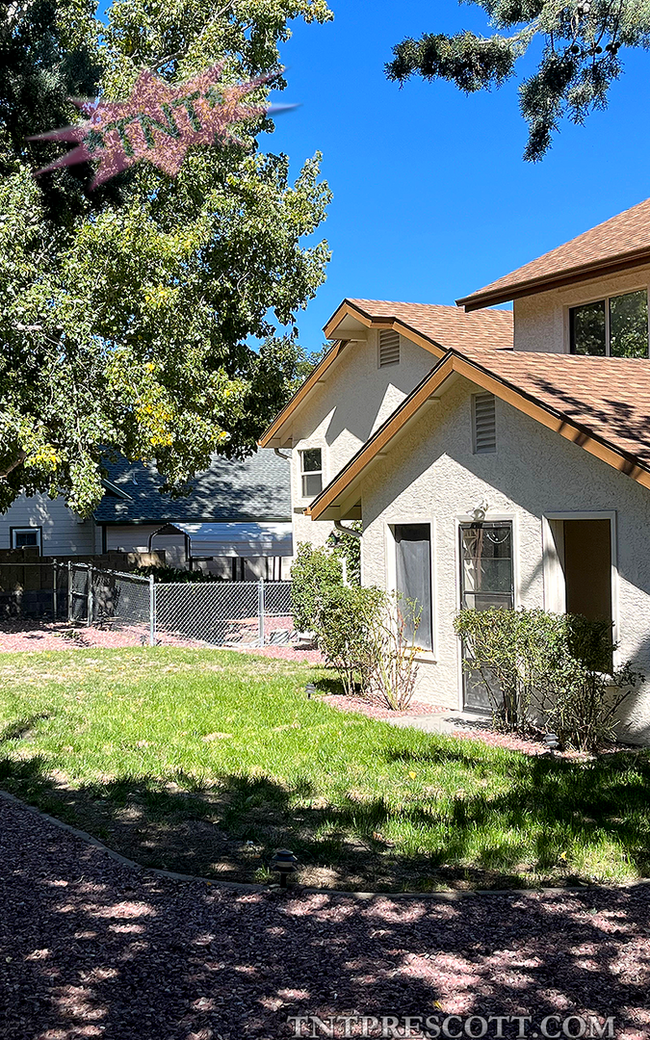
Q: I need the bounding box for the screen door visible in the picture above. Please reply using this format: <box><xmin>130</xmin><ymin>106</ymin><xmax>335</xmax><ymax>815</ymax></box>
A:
<box><xmin>459</xmin><ymin>522</ymin><xmax>514</xmax><ymax>712</ymax></box>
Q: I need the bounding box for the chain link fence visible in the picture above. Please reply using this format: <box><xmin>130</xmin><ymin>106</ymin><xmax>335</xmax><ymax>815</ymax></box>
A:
<box><xmin>0</xmin><ymin>561</ymin><xmax>295</xmax><ymax>649</ymax></box>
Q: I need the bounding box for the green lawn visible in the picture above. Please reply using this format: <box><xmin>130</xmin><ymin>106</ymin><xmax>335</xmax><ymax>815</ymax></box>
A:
<box><xmin>0</xmin><ymin>647</ymin><xmax>648</xmax><ymax>891</ymax></box>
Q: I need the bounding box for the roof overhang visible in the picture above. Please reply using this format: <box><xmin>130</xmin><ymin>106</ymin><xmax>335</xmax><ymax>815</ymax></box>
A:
<box><xmin>258</xmin><ymin>340</ymin><xmax>347</xmax><ymax>449</ymax></box>
<box><xmin>457</xmin><ymin>247</ymin><xmax>650</xmax><ymax>312</ymax></box>
<box><xmin>323</xmin><ymin>299</ymin><xmax>447</xmax><ymax>359</ymax></box>
<box><xmin>258</xmin><ymin>299</ymin><xmax>449</xmax><ymax>450</ymax></box>
<box><xmin>307</xmin><ymin>352</ymin><xmax>650</xmax><ymax>521</ymax></box>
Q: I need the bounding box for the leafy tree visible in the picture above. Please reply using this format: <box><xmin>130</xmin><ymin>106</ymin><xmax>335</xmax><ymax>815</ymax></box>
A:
<box><xmin>0</xmin><ymin>0</ymin><xmax>332</xmax><ymax>514</ymax></box>
<box><xmin>387</xmin><ymin>1</ymin><xmax>650</xmax><ymax>161</ymax></box>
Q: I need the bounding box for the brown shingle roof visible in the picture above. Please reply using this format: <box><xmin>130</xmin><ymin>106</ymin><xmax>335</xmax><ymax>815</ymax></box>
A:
<box><xmin>259</xmin><ymin>300</ymin><xmax>513</xmax><ymax>447</ymax></box>
<box><xmin>333</xmin><ymin>298</ymin><xmax>514</xmax><ymax>351</ymax></box>
<box><xmin>460</xmin><ymin>348</ymin><xmax>650</xmax><ymax>469</ymax></box>
<box><xmin>308</xmin><ymin>348</ymin><xmax>650</xmax><ymax>519</ymax></box>
<box><xmin>457</xmin><ymin>197</ymin><xmax>650</xmax><ymax>312</ymax></box>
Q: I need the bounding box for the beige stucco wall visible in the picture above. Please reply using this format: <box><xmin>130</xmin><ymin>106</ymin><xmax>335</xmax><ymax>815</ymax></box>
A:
<box><xmin>290</xmin><ymin>332</ymin><xmax>436</xmax><ymax>548</ymax></box>
<box><xmin>514</xmin><ymin>263</ymin><xmax>650</xmax><ymax>353</ymax></box>
<box><xmin>359</xmin><ymin>376</ymin><xmax>650</xmax><ymax>744</ymax></box>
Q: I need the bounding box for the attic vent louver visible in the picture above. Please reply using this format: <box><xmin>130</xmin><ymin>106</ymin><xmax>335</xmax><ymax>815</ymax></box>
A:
<box><xmin>472</xmin><ymin>393</ymin><xmax>497</xmax><ymax>454</ymax></box>
<box><xmin>379</xmin><ymin>329</ymin><xmax>400</xmax><ymax>367</ymax></box>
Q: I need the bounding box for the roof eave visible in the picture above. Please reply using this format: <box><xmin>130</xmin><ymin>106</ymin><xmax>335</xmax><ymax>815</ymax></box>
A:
<box><xmin>308</xmin><ymin>352</ymin><xmax>650</xmax><ymax>520</ymax></box>
<box><xmin>457</xmin><ymin>247</ymin><xmax>650</xmax><ymax>312</ymax></box>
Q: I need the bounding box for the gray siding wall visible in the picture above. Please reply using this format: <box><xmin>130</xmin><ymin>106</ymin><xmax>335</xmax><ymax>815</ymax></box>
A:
<box><xmin>0</xmin><ymin>494</ymin><xmax>96</xmax><ymax>556</ymax></box>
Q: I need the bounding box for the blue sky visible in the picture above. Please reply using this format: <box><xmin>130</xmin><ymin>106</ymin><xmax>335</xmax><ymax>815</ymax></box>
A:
<box><xmin>261</xmin><ymin>1</ymin><xmax>650</xmax><ymax>350</ymax></box>
<box><xmin>96</xmin><ymin>1</ymin><xmax>650</xmax><ymax>351</ymax></box>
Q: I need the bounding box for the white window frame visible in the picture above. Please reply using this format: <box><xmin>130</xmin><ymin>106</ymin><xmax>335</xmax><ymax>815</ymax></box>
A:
<box><xmin>385</xmin><ymin>518</ymin><xmax>437</xmax><ymax>661</ymax></box>
<box><xmin>10</xmin><ymin>526</ymin><xmax>42</xmax><ymax>552</ymax></box>
<box><xmin>299</xmin><ymin>447</ymin><xmax>323</xmax><ymax>499</ymax></box>
<box><xmin>542</xmin><ymin>510</ymin><xmax>619</xmax><ymax>661</ymax></box>
<box><xmin>568</xmin><ymin>288</ymin><xmax>650</xmax><ymax>357</ymax></box>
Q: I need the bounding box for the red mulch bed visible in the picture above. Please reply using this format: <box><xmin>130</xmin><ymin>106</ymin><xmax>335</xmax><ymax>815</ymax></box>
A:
<box><xmin>1</xmin><ymin>794</ymin><xmax>649</xmax><ymax>1040</ymax></box>
<box><xmin>322</xmin><ymin>693</ymin><xmax>449</xmax><ymax>721</ymax></box>
<box><xmin>321</xmin><ymin>694</ymin><xmax>633</xmax><ymax>759</ymax></box>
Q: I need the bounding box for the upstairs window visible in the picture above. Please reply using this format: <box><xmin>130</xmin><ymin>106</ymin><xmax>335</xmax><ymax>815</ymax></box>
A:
<box><xmin>300</xmin><ymin>448</ymin><xmax>322</xmax><ymax>498</ymax></box>
<box><xmin>472</xmin><ymin>393</ymin><xmax>497</xmax><ymax>454</ymax></box>
<box><xmin>570</xmin><ymin>290</ymin><xmax>649</xmax><ymax>358</ymax></box>
<box><xmin>379</xmin><ymin>329</ymin><xmax>400</xmax><ymax>367</ymax></box>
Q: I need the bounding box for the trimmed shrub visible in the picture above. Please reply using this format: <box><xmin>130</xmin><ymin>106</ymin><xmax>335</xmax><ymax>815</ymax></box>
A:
<box><xmin>314</xmin><ymin>584</ymin><xmax>385</xmax><ymax>696</ymax></box>
<box><xmin>290</xmin><ymin>543</ymin><xmax>345</xmax><ymax>633</ymax></box>
<box><xmin>454</xmin><ymin>607</ymin><xmax>644</xmax><ymax>751</ymax></box>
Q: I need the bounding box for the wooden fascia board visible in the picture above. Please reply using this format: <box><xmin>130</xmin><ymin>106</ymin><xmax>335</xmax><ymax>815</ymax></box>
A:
<box><xmin>323</xmin><ymin>301</ymin><xmax>374</xmax><ymax>339</ymax></box>
<box><xmin>308</xmin><ymin>357</ymin><xmax>456</xmax><ymax>520</ymax></box>
<box><xmin>457</xmin><ymin>249</ymin><xmax>650</xmax><ymax>312</ymax></box>
<box><xmin>393</xmin><ymin>322</ymin><xmax>445</xmax><ymax>358</ymax></box>
<box><xmin>258</xmin><ymin>341</ymin><xmax>346</xmax><ymax>447</ymax></box>
<box><xmin>323</xmin><ymin>302</ymin><xmax>446</xmax><ymax>359</ymax></box>
<box><xmin>309</xmin><ymin>351</ymin><xmax>650</xmax><ymax>520</ymax></box>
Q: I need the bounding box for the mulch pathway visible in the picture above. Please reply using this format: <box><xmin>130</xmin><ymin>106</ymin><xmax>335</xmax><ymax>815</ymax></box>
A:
<box><xmin>1</xmin><ymin>794</ymin><xmax>649</xmax><ymax>1040</ymax></box>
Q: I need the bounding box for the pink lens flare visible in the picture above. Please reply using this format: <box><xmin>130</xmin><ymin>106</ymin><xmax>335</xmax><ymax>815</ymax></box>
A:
<box><xmin>28</xmin><ymin>65</ymin><xmax>297</xmax><ymax>188</ymax></box>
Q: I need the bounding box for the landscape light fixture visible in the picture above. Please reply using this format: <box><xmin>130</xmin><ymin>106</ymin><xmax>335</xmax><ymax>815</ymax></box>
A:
<box><xmin>270</xmin><ymin>848</ymin><xmax>298</xmax><ymax>889</ymax></box>
<box><xmin>544</xmin><ymin>732</ymin><xmax>560</xmax><ymax>754</ymax></box>
<box><xmin>305</xmin><ymin>683</ymin><xmax>316</xmax><ymax>699</ymax></box>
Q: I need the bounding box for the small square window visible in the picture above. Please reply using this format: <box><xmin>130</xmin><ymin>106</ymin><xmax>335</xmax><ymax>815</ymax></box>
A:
<box><xmin>300</xmin><ymin>448</ymin><xmax>323</xmax><ymax>498</ymax></box>
<box><xmin>11</xmin><ymin>527</ymin><xmax>42</xmax><ymax>552</ymax></box>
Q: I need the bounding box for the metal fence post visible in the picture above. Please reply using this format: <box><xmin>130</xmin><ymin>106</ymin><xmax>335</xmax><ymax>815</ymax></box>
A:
<box><xmin>258</xmin><ymin>578</ymin><xmax>265</xmax><ymax>647</ymax></box>
<box><xmin>67</xmin><ymin>561</ymin><xmax>73</xmax><ymax>623</ymax></box>
<box><xmin>87</xmin><ymin>564</ymin><xmax>93</xmax><ymax>626</ymax></box>
<box><xmin>52</xmin><ymin>559</ymin><xmax>57</xmax><ymax>621</ymax></box>
<box><xmin>149</xmin><ymin>574</ymin><xmax>155</xmax><ymax>646</ymax></box>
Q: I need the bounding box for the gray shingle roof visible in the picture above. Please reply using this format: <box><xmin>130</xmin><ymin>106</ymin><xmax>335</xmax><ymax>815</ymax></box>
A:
<box><xmin>94</xmin><ymin>450</ymin><xmax>291</xmax><ymax>524</ymax></box>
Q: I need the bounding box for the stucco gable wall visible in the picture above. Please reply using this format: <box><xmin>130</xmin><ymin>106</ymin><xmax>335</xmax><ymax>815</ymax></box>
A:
<box><xmin>514</xmin><ymin>262</ymin><xmax>650</xmax><ymax>354</ymax></box>
<box><xmin>291</xmin><ymin>332</ymin><xmax>436</xmax><ymax>547</ymax></box>
<box><xmin>360</xmin><ymin>377</ymin><xmax>650</xmax><ymax>742</ymax></box>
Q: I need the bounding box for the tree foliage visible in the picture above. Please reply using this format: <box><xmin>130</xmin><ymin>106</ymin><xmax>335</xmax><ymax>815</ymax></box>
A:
<box><xmin>0</xmin><ymin>0</ymin><xmax>332</xmax><ymax>514</ymax></box>
<box><xmin>387</xmin><ymin>1</ymin><xmax>650</xmax><ymax>161</ymax></box>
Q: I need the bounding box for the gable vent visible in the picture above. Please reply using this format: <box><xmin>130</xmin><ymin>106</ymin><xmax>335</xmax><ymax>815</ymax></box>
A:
<box><xmin>472</xmin><ymin>393</ymin><xmax>497</xmax><ymax>454</ymax></box>
<box><xmin>379</xmin><ymin>329</ymin><xmax>400</xmax><ymax>367</ymax></box>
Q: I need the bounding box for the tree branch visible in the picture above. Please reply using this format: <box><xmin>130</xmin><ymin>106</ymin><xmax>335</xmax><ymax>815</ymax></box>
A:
<box><xmin>0</xmin><ymin>451</ymin><xmax>26</xmax><ymax>480</ymax></box>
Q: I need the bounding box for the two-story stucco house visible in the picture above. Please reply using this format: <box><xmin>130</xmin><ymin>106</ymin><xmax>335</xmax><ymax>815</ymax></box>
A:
<box><xmin>261</xmin><ymin>197</ymin><xmax>650</xmax><ymax>745</ymax></box>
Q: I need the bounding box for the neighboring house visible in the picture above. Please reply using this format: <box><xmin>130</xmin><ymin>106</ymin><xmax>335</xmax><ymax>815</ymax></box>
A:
<box><xmin>1</xmin><ymin>450</ymin><xmax>293</xmax><ymax>579</ymax></box>
<box><xmin>261</xmin><ymin>197</ymin><xmax>650</xmax><ymax>744</ymax></box>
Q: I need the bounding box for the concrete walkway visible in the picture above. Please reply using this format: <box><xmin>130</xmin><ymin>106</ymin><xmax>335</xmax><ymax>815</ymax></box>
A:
<box><xmin>387</xmin><ymin>710</ymin><xmax>490</xmax><ymax>735</ymax></box>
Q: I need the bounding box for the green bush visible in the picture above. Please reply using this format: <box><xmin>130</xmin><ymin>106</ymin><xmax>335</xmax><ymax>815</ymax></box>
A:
<box><xmin>290</xmin><ymin>543</ymin><xmax>346</xmax><ymax>632</ymax></box>
<box><xmin>454</xmin><ymin>607</ymin><xmax>644</xmax><ymax>751</ymax></box>
<box><xmin>327</xmin><ymin>521</ymin><xmax>362</xmax><ymax>584</ymax></box>
<box><xmin>314</xmin><ymin>584</ymin><xmax>385</xmax><ymax>696</ymax></box>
